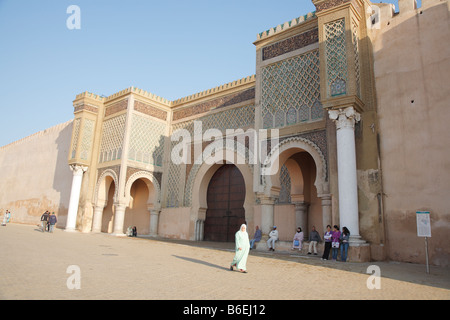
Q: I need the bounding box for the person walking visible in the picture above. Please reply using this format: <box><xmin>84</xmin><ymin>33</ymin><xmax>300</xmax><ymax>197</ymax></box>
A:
<box><xmin>321</xmin><ymin>225</ymin><xmax>333</xmax><ymax>260</ymax></box>
<box><xmin>40</xmin><ymin>211</ymin><xmax>50</xmax><ymax>232</ymax></box>
<box><xmin>48</xmin><ymin>212</ymin><xmax>57</xmax><ymax>233</ymax></box>
<box><xmin>307</xmin><ymin>226</ymin><xmax>321</xmax><ymax>255</ymax></box>
<box><xmin>331</xmin><ymin>225</ymin><xmax>341</xmax><ymax>261</ymax></box>
<box><xmin>230</xmin><ymin>224</ymin><xmax>250</xmax><ymax>273</ymax></box>
<box><xmin>340</xmin><ymin>227</ymin><xmax>350</xmax><ymax>262</ymax></box>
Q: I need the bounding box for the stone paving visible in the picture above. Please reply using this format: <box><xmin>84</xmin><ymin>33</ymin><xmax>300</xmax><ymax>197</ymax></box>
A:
<box><xmin>0</xmin><ymin>223</ymin><xmax>449</xmax><ymax>300</ymax></box>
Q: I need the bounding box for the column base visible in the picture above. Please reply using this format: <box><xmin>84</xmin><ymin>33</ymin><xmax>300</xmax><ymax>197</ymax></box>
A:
<box><xmin>346</xmin><ymin>235</ymin><xmax>370</xmax><ymax>262</ymax></box>
<box><xmin>64</xmin><ymin>227</ymin><xmax>78</xmax><ymax>233</ymax></box>
<box><xmin>349</xmin><ymin>235</ymin><xmax>368</xmax><ymax>246</ymax></box>
<box><xmin>348</xmin><ymin>243</ymin><xmax>371</xmax><ymax>262</ymax></box>
<box><xmin>111</xmin><ymin>232</ymin><xmax>126</xmax><ymax>237</ymax></box>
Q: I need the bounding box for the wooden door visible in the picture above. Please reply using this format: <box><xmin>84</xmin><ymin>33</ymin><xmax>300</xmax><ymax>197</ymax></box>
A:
<box><xmin>204</xmin><ymin>164</ymin><xmax>246</xmax><ymax>242</ymax></box>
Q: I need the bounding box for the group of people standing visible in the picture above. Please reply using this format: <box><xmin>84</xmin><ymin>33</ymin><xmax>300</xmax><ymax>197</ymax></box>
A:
<box><xmin>40</xmin><ymin>211</ymin><xmax>57</xmax><ymax>233</ymax></box>
<box><xmin>322</xmin><ymin>224</ymin><xmax>351</xmax><ymax>262</ymax></box>
<box><xmin>249</xmin><ymin>224</ymin><xmax>352</xmax><ymax>261</ymax></box>
<box><xmin>293</xmin><ymin>224</ymin><xmax>351</xmax><ymax>262</ymax></box>
<box><xmin>230</xmin><ymin>223</ymin><xmax>352</xmax><ymax>273</ymax></box>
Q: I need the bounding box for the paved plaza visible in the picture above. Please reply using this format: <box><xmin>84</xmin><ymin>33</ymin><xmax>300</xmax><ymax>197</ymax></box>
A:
<box><xmin>0</xmin><ymin>223</ymin><xmax>449</xmax><ymax>300</ymax></box>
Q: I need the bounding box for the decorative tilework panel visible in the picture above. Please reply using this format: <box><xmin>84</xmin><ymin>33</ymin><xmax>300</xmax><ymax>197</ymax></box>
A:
<box><xmin>166</xmin><ymin>153</ymin><xmax>181</xmax><ymax>208</ymax></box>
<box><xmin>324</xmin><ymin>19</ymin><xmax>348</xmax><ymax>97</ymax></box>
<box><xmin>262</xmin><ymin>28</ymin><xmax>319</xmax><ymax>61</ymax></box>
<box><xmin>128</xmin><ymin>113</ymin><xmax>166</xmax><ymax>167</ymax></box>
<box><xmin>261</xmin><ymin>50</ymin><xmax>322</xmax><ymax>129</ymax></box>
<box><xmin>79</xmin><ymin>119</ymin><xmax>95</xmax><ymax>160</ymax></box>
<box><xmin>277</xmin><ymin>164</ymin><xmax>292</xmax><ymax>204</ymax></box>
<box><xmin>166</xmin><ymin>104</ymin><xmax>255</xmax><ymax>208</ymax></box>
<box><xmin>71</xmin><ymin>118</ymin><xmax>81</xmax><ymax>159</ymax></box>
<box><xmin>352</xmin><ymin>20</ymin><xmax>361</xmax><ymax>98</ymax></box>
<box><xmin>99</xmin><ymin>114</ymin><xmax>126</xmax><ymax>163</ymax></box>
<box><xmin>172</xmin><ymin>104</ymin><xmax>255</xmax><ymax>135</ymax></box>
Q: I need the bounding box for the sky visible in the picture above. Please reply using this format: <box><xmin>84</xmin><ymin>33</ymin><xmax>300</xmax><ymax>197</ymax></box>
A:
<box><xmin>0</xmin><ymin>0</ymin><xmax>417</xmax><ymax>147</ymax></box>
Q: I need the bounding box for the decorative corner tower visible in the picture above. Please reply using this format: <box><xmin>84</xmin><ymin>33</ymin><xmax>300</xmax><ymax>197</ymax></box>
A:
<box><xmin>66</xmin><ymin>92</ymin><xmax>105</xmax><ymax>232</ymax></box>
<box><xmin>313</xmin><ymin>0</ymin><xmax>372</xmax><ymax>258</ymax></box>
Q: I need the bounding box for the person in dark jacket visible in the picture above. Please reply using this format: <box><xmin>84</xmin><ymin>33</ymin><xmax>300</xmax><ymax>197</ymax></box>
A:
<box><xmin>40</xmin><ymin>211</ymin><xmax>49</xmax><ymax>232</ymax></box>
<box><xmin>48</xmin><ymin>212</ymin><xmax>57</xmax><ymax>233</ymax></box>
<box><xmin>307</xmin><ymin>226</ymin><xmax>322</xmax><ymax>255</ymax></box>
<box><xmin>249</xmin><ymin>225</ymin><xmax>262</xmax><ymax>249</ymax></box>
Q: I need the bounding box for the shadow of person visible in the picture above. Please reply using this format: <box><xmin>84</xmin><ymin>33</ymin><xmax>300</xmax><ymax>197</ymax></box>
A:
<box><xmin>172</xmin><ymin>255</ymin><xmax>229</xmax><ymax>271</ymax></box>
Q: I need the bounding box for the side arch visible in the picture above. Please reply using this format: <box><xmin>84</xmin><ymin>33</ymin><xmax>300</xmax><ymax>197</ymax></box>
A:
<box><xmin>263</xmin><ymin>136</ymin><xmax>328</xmax><ymax>197</ymax></box>
<box><xmin>94</xmin><ymin>169</ymin><xmax>119</xmax><ymax>207</ymax></box>
<box><xmin>124</xmin><ymin>171</ymin><xmax>161</xmax><ymax>210</ymax></box>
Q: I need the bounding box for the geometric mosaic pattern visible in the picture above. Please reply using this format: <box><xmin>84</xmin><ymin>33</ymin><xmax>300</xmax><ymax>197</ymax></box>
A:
<box><xmin>128</xmin><ymin>113</ymin><xmax>166</xmax><ymax>167</ymax></box>
<box><xmin>79</xmin><ymin>118</ymin><xmax>95</xmax><ymax>160</ymax></box>
<box><xmin>261</xmin><ymin>50</ymin><xmax>322</xmax><ymax>129</ymax></box>
<box><xmin>351</xmin><ymin>20</ymin><xmax>361</xmax><ymax>98</ymax></box>
<box><xmin>324</xmin><ymin>18</ymin><xmax>348</xmax><ymax>97</ymax></box>
<box><xmin>277</xmin><ymin>164</ymin><xmax>291</xmax><ymax>204</ymax></box>
<box><xmin>99</xmin><ymin>114</ymin><xmax>126</xmax><ymax>163</ymax></box>
<box><xmin>166</xmin><ymin>104</ymin><xmax>255</xmax><ymax>208</ymax></box>
<box><xmin>172</xmin><ymin>104</ymin><xmax>255</xmax><ymax>135</ymax></box>
<box><xmin>71</xmin><ymin>118</ymin><xmax>81</xmax><ymax>159</ymax></box>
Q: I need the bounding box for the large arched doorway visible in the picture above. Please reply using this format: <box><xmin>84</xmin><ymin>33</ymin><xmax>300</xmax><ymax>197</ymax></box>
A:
<box><xmin>102</xmin><ymin>182</ymin><xmax>115</xmax><ymax>233</ymax></box>
<box><xmin>124</xmin><ymin>179</ymin><xmax>151</xmax><ymax>235</ymax></box>
<box><xmin>204</xmin><ymin>164</ymin><xmax>246</xmax><ymax>242</ymax></box>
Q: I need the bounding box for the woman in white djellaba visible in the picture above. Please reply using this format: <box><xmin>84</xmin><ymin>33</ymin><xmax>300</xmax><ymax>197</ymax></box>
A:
<box><xmin>230</xmin><ymin>224</ymin><xmax>250</xmax><ymax>273</ymax></box>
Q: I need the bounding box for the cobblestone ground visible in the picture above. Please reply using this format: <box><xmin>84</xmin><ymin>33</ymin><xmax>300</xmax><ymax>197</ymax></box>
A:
<box><xmin>0</xmin><ymin>223</ymin><xmax>449</xmax><ymax>300</ymax></box>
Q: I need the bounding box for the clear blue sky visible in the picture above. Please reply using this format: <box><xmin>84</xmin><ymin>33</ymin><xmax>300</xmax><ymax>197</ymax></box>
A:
<box><xmin>0</xmin><ymin>0</ymin><xmax>415</xmax><ymax>147</ymax></box>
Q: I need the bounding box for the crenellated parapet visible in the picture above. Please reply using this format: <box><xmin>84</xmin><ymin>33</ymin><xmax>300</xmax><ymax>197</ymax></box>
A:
<box><xmin>256</xmin><ymin>12</ymin><xmax>317</xmax><ymax>41</ymax></box>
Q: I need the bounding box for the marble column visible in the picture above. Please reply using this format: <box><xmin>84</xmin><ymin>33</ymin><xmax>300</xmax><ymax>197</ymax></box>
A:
<box><xmin>112</xmin><ymin>203</ymin><xmax>127</xmax><ymax>236</ymax></box>
<box><xmin>329</xmin><ymin>107</ymin><xmax>363</xmax><ymax>243</ymax></box>
<box><xmin>260</xmin><ymin>196</ymin><xmax>275</xmax><ymax>236</ymax></box>
<box><xmin>65</xmin><ymin>165</ymin><xmax>87</xmax><ymax>232</ymax></box>
<box><xmin>91</xmin><ymin>204</ymin><xmax>105</xmax><ymax>233</ymax></box>
<box><xmin>320</xmin><ymin>194</ymin><xmax>332</xmax><ymax>234</ymax></box>
<box><xmin>293</xmin><ymin>201</ymin><xmax>309</xmax><ymax>237</ymax></box>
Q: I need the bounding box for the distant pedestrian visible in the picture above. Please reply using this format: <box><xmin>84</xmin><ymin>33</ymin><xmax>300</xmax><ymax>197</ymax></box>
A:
<box><xmin>307</xmin><ymin>226</ymin><xmax>321</xmax><ymax>255</ymax></box>
<box><xmin>1</xmin><ymin>210</ymin><xmax>7</xmax><ymax>226</ymax></box>
<box><xmin>331</xmin><ymin>225</ymin><xmax>341</xmax><ymax>261</ymax></box>
<box><xmin>340</xmin><ymin>227</ymin><xmax>350</xmax><ymax>262</ymax></box>
<box><xmin>48</xmin><ymin>212</ymin><xmax>57</xmax><ymax>233</ymax></box>
<box><xmin>6</xmin><ymin>210</ymin><xmax>11</xmax><ymax>223</ymax></box>
<box><xmin>40</xmin><ymin>211</ymin><xmax>49</xmax><ymax>232</ymax></box>
<box><xmin>132</xmin><ymin>226</ymin><xmax>137</xmax><ymax>237</ymax></box>
<box><xmin>230</xmin><ymin>224</ymin><xmax>250</xmax><ymax>273</ymax></box>
<box><xmin>321</xmin><ymin>225</ymin><xmax>333</xmax><ymax>260</ymax></box>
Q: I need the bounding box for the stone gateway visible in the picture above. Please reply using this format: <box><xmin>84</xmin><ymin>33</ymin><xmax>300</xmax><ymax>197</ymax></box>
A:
<box><xmin>1</xmin><ymin>0</ymin><xmax>449</xmax><ymax>266</ymax></box>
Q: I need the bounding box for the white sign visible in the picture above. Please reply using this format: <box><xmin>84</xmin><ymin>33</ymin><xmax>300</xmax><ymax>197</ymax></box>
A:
<box><xmin>416</xmin><ymin>211</ymin><xmax>431</xmax><ymax>237</ymax></box>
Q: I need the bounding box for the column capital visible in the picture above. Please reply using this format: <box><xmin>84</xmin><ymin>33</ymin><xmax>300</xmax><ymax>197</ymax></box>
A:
<box><xmin>70</xmin><ymin>164</ymin><xmax>88</xmax><ymax>175</ymax></box>
<box><xmin>292</xmin><ymin>201</ymin><xmax>310</xmax><ymax>210</ymax></box>
<box><xmin>329</xmin><ymin>107</ymin><xmax>361</xmax><ymax>130</ymax></box>
<box><xmin>259</xmin><ymin>195</ymin><xmax>276</xmax><ymax>206</ymax></box>
<box><xmin>150</xmin><ymin>209</ymin><xmax>161</xmax><ymax>216</ymax></box>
